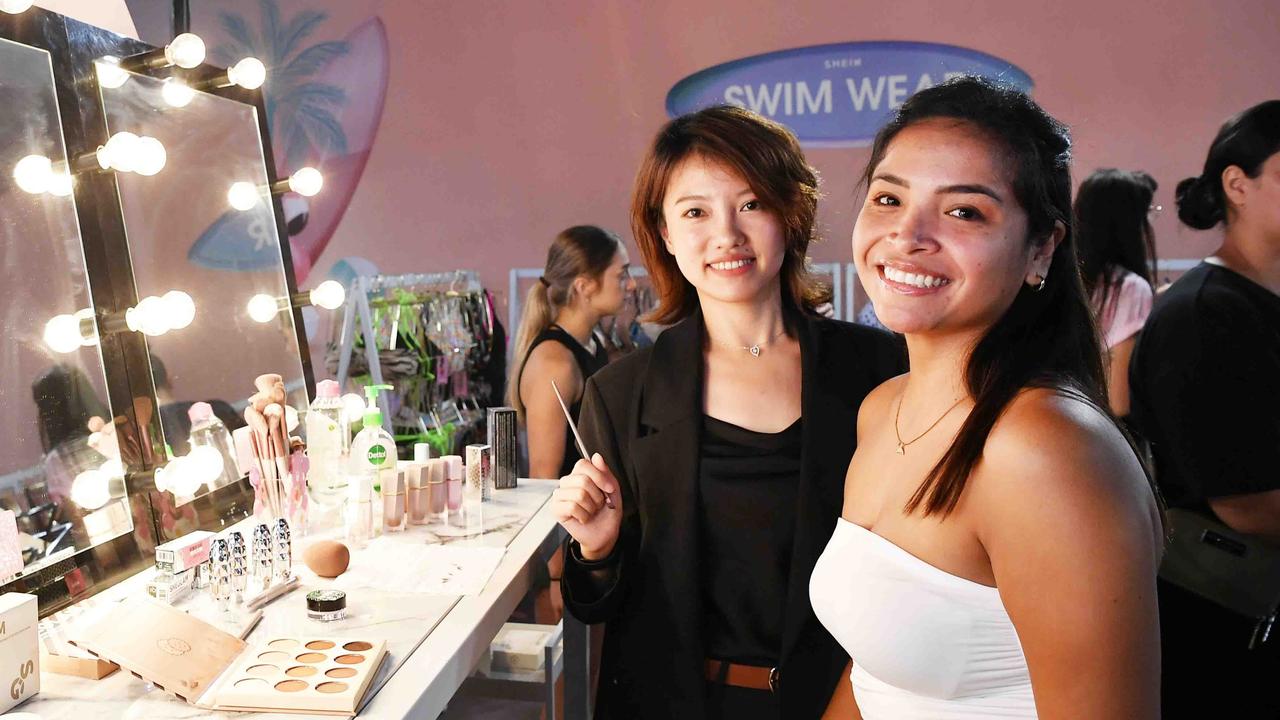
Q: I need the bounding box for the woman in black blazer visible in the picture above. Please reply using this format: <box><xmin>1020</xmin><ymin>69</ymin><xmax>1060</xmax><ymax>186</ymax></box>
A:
<box><xmin>553</xmin><ymin>105</ymin><xmax>903</xmax><ymax>719</ymax></box>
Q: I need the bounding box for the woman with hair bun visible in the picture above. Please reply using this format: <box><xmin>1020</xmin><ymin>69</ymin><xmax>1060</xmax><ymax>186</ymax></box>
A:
<box><xmin>1129</xmin><ymin>99</ymin><xmax>1280</xmax><ymax>718</ymax></box>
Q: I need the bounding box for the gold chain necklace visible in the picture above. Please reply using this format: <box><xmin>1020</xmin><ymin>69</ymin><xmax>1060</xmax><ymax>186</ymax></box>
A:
<box><xmin>893</xmin><ymin>392</ymin><xmax>965</xmax><ymax>455</ymax></box>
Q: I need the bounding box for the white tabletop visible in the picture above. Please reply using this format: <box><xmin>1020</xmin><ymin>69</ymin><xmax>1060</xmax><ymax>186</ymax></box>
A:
<box><xmin>18</xmin><ymin>479</ymin><xmax>558</xmax><ymax>720</ymax></box>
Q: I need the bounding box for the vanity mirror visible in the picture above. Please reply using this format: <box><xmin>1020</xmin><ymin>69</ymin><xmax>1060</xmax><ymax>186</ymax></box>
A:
<box><xmin>97</xmin><ymin>67</ymin><xmax>311</xmax><ymax>506</ymax></box>
<box><xmin>0</xmin><ymin>36</ymin><xmax>132</xmax><ymax>575</ymax></box>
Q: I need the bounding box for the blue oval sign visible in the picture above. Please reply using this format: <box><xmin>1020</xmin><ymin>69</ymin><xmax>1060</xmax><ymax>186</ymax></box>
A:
<box><xmin>666</xmin><ymin>41</ymin><xmax>1033</xmax><ymax>147</ymax></box>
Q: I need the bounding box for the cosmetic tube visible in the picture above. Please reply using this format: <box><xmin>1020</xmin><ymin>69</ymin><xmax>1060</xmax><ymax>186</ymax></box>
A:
<box><xmin>407</xmin><ymin>463</ymin><xmax>429</xmax><ymax>525</ymax></box>
<box><xmin>382</xmin><ymin>468</ymin><xmax>406</xmax><ymax>532</ymax></box>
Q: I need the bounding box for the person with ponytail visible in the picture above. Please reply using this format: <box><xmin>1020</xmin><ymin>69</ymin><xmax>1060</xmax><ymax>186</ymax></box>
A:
<box><xmin>1128</xmin><ymin>100</ymin><xmax>1280</xmax><ymax>718</ymax></box>
<box><xmin>1074</xmin><ymin>169</ymin><xmax>1159</xmax><ymax>417</ymax></box>
<box><xmin>510</xmin><ymin>226</ymin><xmax>634</xmax><ymax>479</ymax></box>
<box><xmin>809</xmin><ymin>77</ymin><xmax>1163</xmax><ymax>719</ymax></box>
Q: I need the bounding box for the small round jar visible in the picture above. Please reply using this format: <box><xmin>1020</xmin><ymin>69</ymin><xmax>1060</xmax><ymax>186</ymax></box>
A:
<box><xmin>306</xmin><ymin>589</ymin><xmax>348</xmax><ymax>622</ymax></box>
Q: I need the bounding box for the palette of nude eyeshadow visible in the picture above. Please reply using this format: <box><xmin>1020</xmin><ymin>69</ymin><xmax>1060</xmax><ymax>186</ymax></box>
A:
<box><xmin>67</xmin><ymin>597</ymin><xmax>385</xmax><ymax>716</ymax></box>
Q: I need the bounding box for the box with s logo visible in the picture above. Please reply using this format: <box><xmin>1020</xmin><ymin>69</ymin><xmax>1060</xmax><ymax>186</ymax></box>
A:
<box><xmin>0</xmin><ymin>592</ymin><xmax>39</xmax><ymax>712</ymax></box>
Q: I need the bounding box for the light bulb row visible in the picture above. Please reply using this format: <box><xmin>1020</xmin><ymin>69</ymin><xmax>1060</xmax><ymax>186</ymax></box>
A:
<box><xmin>247</xmin><ymin>281</ymin><xmax>345</xmax><ymax>323</ymax></box>
<box><xmin>228</xmin><ymin>167</ymin><xmax>324</xmax><ymax>210</ymax></box>
<box><xmin>97</xmin><ymin>37</ymin><xmax>265</xmax><ymax>97</ymax></box>
<box><xmin>95</xmin><ymin>131</ymin><xmax>167</xmax><ymax>176</ymax></box>
<box><xmin>43</xmin><ymin>291</ymin><xmax>195</xmax><ymax>353</ymax></box>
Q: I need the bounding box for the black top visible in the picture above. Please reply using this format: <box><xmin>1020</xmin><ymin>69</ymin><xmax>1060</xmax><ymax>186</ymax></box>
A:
<box><xmin>560</xmin><ymin>310</ymin><xmax>906</xmax><ymax>720</ymax></box>
<box><xmin>519</xmin><ymin>324</ymin><xmax>610</xmax><ymax>477</ymax></box>
<box><xmin>700</xmin><ymin>414</ymin><xmax>802</xmax><ymax>666</ymax></box>
<box><xmin>1129</xmin><ymin>262</ymin><xmax>1280</xmax><ymax>511</ymax></box>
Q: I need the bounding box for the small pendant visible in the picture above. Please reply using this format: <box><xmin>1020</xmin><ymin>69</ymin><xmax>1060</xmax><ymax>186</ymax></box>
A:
<box><xmin>896</xmin><ymin>442</ymin><xmax>905</xmax><ymax>455</ymax></box>
<box><xmin>749</xmin><ymin>345</ymin><xmax>761</xmax><ymax>357</ymax></box>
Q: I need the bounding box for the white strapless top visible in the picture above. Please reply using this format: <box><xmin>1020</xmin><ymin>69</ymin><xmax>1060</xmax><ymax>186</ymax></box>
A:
<box><xmin>810</xmin><ymin>518</ymin><xmax>1037</xmax><ymax>719</ymax></box>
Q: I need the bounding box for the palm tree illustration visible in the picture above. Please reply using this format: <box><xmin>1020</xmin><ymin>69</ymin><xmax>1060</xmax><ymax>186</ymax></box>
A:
<box><xmin>211</xmin><ymin>0</ymin><xmax>350</xmax><ymax>169</ymax></box>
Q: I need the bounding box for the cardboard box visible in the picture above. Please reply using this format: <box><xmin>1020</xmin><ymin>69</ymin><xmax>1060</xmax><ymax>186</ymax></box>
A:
<box><xmin>0</xmin><ymin>593</ymin><xmax>40</xmax><ymax>713</ymax></box>
<box><xmin>155</xmin><ymin>530</ymin><xmax>215</xmax><ymax>573</ymax></box>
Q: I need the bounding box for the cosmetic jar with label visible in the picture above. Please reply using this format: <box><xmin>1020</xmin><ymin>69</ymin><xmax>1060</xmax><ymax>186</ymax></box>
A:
<box><xmin>306</xmin><ymin>589</ymin><xmax>348</xmax><ymax>622</ymax></box>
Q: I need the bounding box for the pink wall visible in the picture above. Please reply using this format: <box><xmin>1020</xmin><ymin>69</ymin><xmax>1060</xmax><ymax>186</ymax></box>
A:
<box><xmin>136</xmin><ymin>0</ymin><xmax>1279</xmax><ymax>332</ymax></box>
<box><xmin>321</xmin><ymin>1</ymin><xmax>1280</xmax><ymax>314</ymax></box>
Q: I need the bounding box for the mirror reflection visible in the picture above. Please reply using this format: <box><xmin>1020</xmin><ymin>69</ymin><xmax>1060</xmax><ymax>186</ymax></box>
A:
<box><xmin>98</xmin><ymin>67</ymin><xmax>308</xmax><ymax>504</ymax></box>
<box><xmin>0</xmin><ymin>38</ymin><xmax>132</xmax><ymax>574</ymax></box>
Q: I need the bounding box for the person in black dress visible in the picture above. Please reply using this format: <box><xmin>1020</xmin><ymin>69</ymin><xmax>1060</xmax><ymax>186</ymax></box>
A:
<box><xmin>510</xmin><ymin>225</ymin><xmax>634</xmax><ymax>480</ymax></box>
<box><xmin>1128</xmin><ymin>99</ymin><xmax>1280</xmax><ymax>719</ymax></box>
<box><xmin>553</xmin><ymin>105</ymin><xmax>904</xmax><ymax>719</ymax></box>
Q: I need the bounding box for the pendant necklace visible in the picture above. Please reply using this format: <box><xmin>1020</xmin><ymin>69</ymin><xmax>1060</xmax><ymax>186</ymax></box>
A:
<box><xmin>739</xmin><ymin>328</ymin><xmax>787</xmax><ymax>358</ymax></box>
<box><xmin>893</xmin><ymin>392</ymin><xmax>965</xmax><ymax>455</ymax></box>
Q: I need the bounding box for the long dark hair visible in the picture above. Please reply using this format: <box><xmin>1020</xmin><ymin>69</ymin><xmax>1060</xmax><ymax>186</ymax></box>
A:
<box><xmin>631</xmin><ymin>105</ymin><xmax>828</xmax><ymax>324</ymax></box>
<box><xmin>861</xmin><ymin>77</ymin><xmax>1114</xmax><ymax>517</ymax></box>
<box><xmin>508</xmin><ymin>225</ymin><xmax>622</xmax><ymax>418</ymax></box>
<box><xmin>1176</xmin><ymin>99</ymin><xmax>1280</xmax><ymax>229</ymax></box>
<box><xmin>1075</xmin><ymin>169</ymin><xmax>1158</xmax><ymax>317</ymax></box>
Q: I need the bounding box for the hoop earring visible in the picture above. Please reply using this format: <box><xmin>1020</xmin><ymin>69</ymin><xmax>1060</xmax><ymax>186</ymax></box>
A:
<box><xmin>1029</xmin><ymin>274</ymin><xmax>1047</xmax><ymax>292</ymax></box>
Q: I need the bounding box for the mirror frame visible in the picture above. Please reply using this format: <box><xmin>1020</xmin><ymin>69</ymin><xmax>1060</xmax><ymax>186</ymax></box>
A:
<box><xmin>0</xmin><ymin>7</ymin><xmax>315</xmax><ymax>615</ymax></box>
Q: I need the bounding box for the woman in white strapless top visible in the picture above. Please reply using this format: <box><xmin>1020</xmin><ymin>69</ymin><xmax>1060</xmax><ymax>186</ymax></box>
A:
<box><xmin>813</xmin><ymin>78</ymin><xmax>1164</xmax><ymax>720</ymax></box>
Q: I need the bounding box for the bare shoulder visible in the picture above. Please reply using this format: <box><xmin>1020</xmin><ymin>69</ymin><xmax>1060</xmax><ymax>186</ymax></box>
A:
<box><xmin>973</xmin><ymin>387</ymin><xmax>1162</xmax><ymax>555</ymax></box>
<box><xmin>520</xmin><ymin>340</ymin><xmax>583</xmax><ymax>398</ymax></box>
<box><xmin>856</xmin><ymin>372</ymin><xmax>908</xmax><ymax>435</ymax></box>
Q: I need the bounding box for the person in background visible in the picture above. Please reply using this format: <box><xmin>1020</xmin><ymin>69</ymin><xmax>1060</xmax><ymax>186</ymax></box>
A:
<box><xmin>811</xmin><ymin>77</ymin><xmax>1163</xmax><ymax>719</ymax></box>
<box><xmin>1128</xmin><ymin>99</ymin><xmax>1280</xmax><ymax>719</ymax></box>
<box><xmin>554</xmin><ymin>105</ymin><xmax>903</xmax><ymax>719</ymax></box>
<box><xmin>1074</xmin><ymin>168</ymin><xmax>1158</xmax><ymax>417</ymax></box>
<box><xmin>510</xmin><ymin>226</ymin><xmax>634</xmax><ymax>480</ymax></box>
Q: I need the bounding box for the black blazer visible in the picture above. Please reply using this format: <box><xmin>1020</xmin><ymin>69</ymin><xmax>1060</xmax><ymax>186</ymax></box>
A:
<box><xmin>562</xmin><ymin>310</ymin><xmax>904</xmax><ymax>719</ymax></box>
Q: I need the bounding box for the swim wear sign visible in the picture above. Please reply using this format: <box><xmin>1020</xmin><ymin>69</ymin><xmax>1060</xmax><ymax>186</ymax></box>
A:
<box><xmin>666</xmin><ymin>41</ymin><xmax>1033</xmax><ymax>147</ymax></box>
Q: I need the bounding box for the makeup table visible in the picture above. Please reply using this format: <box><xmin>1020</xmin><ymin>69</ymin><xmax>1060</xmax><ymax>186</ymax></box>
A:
<box><xmin>18</xmin><ymin>478</ymin><xmax>569</xmax><ymax>720</ymax></box>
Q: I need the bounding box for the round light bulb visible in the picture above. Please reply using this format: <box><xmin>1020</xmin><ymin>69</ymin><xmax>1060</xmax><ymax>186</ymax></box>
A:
<box><xmin>309</xmin><ymin>280</ymin><xmax>345</xmax><ymax>310</ymax></box>
<box><xmin>341</xmin><ymin>393</ymin><xmax>367</xmax><ymax>423</ymax></box>
<box><xmin>285</xmin><ymin>404</ymin><xmax>299</xmax><ymax>433</ymax></box>
<box><xmin>165</xmin><ymin>456</ymin><xmax>204</xmax><ymax>497</ymax></box>
<box><xmin>288</xmin><ymin>167</ymin><xmax>323</xmax><ymax>197</ymax></box>
<box><xmin>247</xmin><ymin>293</ymin><xmax>279</xmax><ymax>323</ymax></box>
<box><xmin>99</xmin><ymin>458</ymin><xmax>125</xmax><ymax>480</ymax></box>
<box><xmin>227</xmin><ymin>181</ymin><xmax>260</xmax><ymax>211</ymax></box>
<box><xmin>165</xmin><ymin>33</ymin><xmax>206</xmax><ymax>69</ymax></box>
<box><xmin>228</xmin><ymin>57</ymin><xmax>267</xmax><ymax>90</ymax></box>
<box><xmin>161</xmin><ymin>78</ymin><xmax>195</xmax><ymax>108</ymax></box>
<box><xmin>71</xmin><ymin>469</ymin><xmax>111</xmax><ymax>510</ymax></box>
<box><xmin>95</xmin><ymin>56</ymin><xmax>130</xmax><ymax>89</ymax></box>
<box><xmin>43</xmin><ymin>314</ymin><xmax>82</xmax><ymax>354</ymax></box>
<box><xmin>47</xmin><ymin>168</ymin><xmax>74</xmax><ymax>197</ymax></box>
<box><xmin>161</xmin><ymin>290</ymin><xmax>196</xmax><ymax>330</ymax></box>
<box><xmin>134</xmin><ymin>136</ymin><xmax>167</xmax><ymax>176</ymax></box>
<box><xmin>98</xmin><ymin>131</ymin><xmax>140</xmax><ymax>172</ymax></box>
<box><xmin>0</xmin><ymin>0</ymin><xmax>34</xmax><ymax>14</ymax></box>
<box><xmin>13</xmin><ymin>154</ymin><xmax>52</xmax><ymax>194</ymax></box>
<box><xmin>188</xmin><ymin>445</ymin><xmax>225</xmax><ymax>484</ymax></box>
<box><xmin>126</xmin><ymin>295</ymin><xmax>170</xmax><ymax>336</ymax></box>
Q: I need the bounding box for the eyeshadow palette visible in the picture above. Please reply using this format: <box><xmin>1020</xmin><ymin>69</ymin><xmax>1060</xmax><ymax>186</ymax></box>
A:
<box><xmin>211</xmin><ymin>636</ymin><xmax>386</xmax><ymax>715</ymax></box>
<box><xmin>68</xmin><ymin>598</ymin><xmax>385</xmax><ymax>716</ymax></box>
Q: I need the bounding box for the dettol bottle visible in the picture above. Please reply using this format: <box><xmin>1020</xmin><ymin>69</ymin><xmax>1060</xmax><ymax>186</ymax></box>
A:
<box><xmin>349</xmin><ymin>384</ymin><xmax>395</xmax><ymax>532</ymax></box>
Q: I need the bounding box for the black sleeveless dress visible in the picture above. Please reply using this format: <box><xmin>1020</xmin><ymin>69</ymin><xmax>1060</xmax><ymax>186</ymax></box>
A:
<box><xmin>519</xmin><ymin>324</ymin><xmax>610</xmax><ymax>478</ymax></box>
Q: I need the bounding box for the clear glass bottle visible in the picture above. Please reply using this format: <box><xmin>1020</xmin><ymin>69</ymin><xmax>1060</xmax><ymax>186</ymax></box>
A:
<box><xmin>305</xmin><ymin>379</ymin><xmax>349</xmax><ymax>508</ymax></box>
<box><xmin>187</xmin><ymin>401</ymin><xmax>238</xmax><ymax>490</ymax></box>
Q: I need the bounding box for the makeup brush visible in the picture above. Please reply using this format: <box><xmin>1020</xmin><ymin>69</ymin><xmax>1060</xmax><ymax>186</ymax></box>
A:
<box><xmin>551</xmin><ymin>380</ymin><xmax>613</xmax><ymax>509</ymax></box>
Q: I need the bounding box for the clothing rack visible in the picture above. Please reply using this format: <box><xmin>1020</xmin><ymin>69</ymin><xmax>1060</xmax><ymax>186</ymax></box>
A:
<box><xmin>334</xmin><ymin>270</ymin><xmax>490</xmax><ymax>440</ymax></box>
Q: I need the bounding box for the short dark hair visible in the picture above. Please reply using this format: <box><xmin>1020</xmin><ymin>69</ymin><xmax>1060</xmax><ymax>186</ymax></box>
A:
<box><xmin>630</xmin><ymin>105</ymin><xmax>828</xmax><ymax>325</ymax></box>
<box><xmin>1176</xmin><ymin>100</ymin><xmax>1280</xmax><ymax>229</ymax></box>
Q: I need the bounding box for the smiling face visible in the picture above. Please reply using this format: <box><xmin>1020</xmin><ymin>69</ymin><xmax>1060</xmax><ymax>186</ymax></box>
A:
<box><xmin>660</xmin><ymin>154</ymin><xmax>787</xmax><ymax>308</ymax></box>
<box><xmin>852</xmin><ymin>118</ymin><xmax>1055</xmax><ymax>338</ymax></box>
